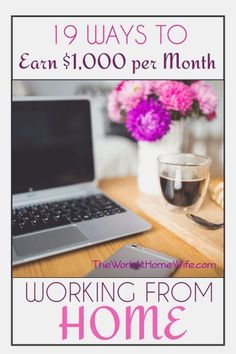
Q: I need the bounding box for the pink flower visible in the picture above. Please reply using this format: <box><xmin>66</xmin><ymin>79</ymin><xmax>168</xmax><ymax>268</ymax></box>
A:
<box><xmin>158</xmin><ymin>81</ymin><xmax>194</xmax><ymax>114</ymax></box>
<box><xmin>118</xmin><ymin>81</ymin><xmax>144</xmax><ymax>111</ymax></box>
<box><xmin>207</xmin><ymin>111</ymin><xmax>217</xmax><ymax>121</ymax></box>
<box><xmin>142</xmin><ymin>81</ymin><xmax>167</xmax><ymax>96</ymax></box>
<box><xmin>115</xmin><ymin>81</ymin><xmax>125</xmax><ymax>92</ymax></box>
<box><xmin>107</xmin><ymin>90</ymin><xmax>121</xmax><ymax>122</ymax></box>
<box><xmin>191</xmin><ymin>81</ymin><xmax>218</xmax><ymax>116</ymax></box>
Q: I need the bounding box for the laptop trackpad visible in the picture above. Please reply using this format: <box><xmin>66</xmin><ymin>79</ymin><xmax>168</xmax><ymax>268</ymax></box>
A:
<box><xmin>14</xmin><ymin>225</ymin><xmax>90</xmax><ymax>258</ymax></box>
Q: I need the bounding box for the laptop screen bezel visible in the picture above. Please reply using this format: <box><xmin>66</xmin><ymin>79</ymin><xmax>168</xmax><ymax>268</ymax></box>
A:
<box><xmin>12</xmin><ymin>95</ymin><xmax>97</xmax><ymax>204</ymax></box>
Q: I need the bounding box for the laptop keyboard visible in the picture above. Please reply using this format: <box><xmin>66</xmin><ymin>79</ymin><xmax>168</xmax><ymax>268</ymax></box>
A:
<box><xmin>12</xmin><ymin>194</ymin><xmax>126</xmax><ymax>237</ymax></box>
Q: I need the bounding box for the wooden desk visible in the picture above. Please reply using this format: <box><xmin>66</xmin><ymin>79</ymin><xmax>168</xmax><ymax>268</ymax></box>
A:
<box><xmin>13</xmin><ymin>176</ymin><xmax>223</xmax><ymax>278</ymax></box>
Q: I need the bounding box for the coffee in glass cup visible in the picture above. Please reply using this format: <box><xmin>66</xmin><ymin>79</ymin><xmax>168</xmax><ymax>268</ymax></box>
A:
<box><xmin>158</xmin><ymin>153</ymin><xmax>211</xmax><ymax>213</ymax></box>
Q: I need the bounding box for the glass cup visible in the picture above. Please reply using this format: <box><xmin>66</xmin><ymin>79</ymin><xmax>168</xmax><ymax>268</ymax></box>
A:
<box><xmin>158</xmin><ymin>153</ymin><xmax>211</xmax><ymax>213</ymax></box>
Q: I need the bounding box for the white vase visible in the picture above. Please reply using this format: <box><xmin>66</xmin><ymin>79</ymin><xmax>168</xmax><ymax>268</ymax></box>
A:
<box><xmin>137</xmin><ymin>120</ymin><xmax>184</xmax><ymax>195</ymax></box>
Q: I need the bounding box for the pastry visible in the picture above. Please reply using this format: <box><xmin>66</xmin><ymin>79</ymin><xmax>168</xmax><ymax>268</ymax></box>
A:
<box><xmin>209</xmin><ymin>178</ymin><xmax>224</xmax><ymax>208</ymax></box>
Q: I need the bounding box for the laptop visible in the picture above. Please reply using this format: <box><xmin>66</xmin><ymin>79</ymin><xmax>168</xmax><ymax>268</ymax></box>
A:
<box><xmin>12</xmin><ymin>96</ymin><xmax>151</xmax><ymax>265</ymax></box>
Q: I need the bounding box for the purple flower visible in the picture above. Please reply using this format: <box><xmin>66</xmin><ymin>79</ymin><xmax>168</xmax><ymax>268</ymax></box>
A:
<box><xmin>126</xmin><ymin>98</ymin><xmax>172</xmax><ymax>142</ymax></box>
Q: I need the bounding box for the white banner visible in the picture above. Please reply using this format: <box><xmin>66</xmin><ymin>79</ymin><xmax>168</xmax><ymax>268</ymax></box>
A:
<box><xmin>12</xmin><ymin>16</ymin><xmax>223</xmax><ymax>80</ymax></box>
<box><xmin>13</xmin><ymin>278</ymin><xmax>224</xmax><ymax>345</ymax></box>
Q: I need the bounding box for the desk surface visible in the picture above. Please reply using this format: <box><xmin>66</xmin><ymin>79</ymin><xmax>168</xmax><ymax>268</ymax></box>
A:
<box><xmin>13</xmin><ymin>176</ymin><xmax>223</xmax><ymax>278</ymax></box>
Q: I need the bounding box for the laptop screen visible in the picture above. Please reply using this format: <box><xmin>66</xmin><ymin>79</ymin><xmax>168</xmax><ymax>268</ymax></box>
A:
<box><xmin>12</xmin><ymin>99</ymin><xmax>95</xmax><ymax>194</ymax></box>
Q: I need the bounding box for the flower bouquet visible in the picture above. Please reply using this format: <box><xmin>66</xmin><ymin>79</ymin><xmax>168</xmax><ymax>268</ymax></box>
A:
<box><xmin>107</xmin><ymin>80</ymin><xmax>218</xmax><ymax>142</ymax></box>
<box><xmin>107</xmin><ymin>80</ymin><xmax>218</xmax><ymax>195</ymax></box>
<box><xmin>108</xmin><ymin>80</ymin><xmax>218</xmax><ymax>194</ymax></box>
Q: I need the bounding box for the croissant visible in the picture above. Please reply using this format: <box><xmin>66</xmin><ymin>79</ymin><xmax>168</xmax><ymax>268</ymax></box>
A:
<box><xmin>209</xmin><ymin>178</ymin><xmax>224</xmax><ymax>208</ymax></box>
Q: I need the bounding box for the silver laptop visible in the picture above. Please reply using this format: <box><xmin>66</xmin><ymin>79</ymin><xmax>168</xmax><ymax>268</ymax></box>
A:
<box><xmin>12</xmin><ymin>96</ymin><xmax>151</xmax><ymax>265</ymax></box>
